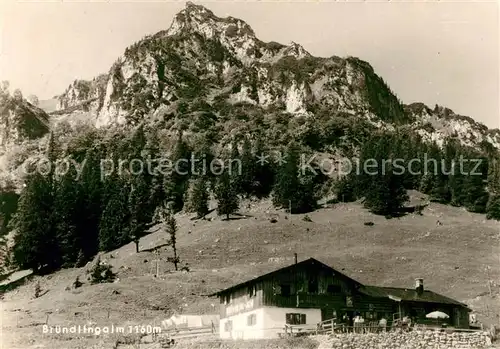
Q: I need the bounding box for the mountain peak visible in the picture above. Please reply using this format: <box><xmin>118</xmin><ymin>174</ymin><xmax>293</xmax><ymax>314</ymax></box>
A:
<box><xmin>184</xmin><ymin>1</ymin><xmax>214</xmax><ymax>16</ymax></box>
<box><xmin>284</xmin><ymin>42</ymin><xmax>311</xmax><ymax>58</ymax></box>
<box><xmin>166</xmin><ymin>1</ymin><xmax>255</xmax><ymax>40</ymax></box>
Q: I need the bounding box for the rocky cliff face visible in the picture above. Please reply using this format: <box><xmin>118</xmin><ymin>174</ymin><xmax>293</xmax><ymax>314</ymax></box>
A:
<box><xmin>0</xmin><ymin>92</ymin><xmax>50</xmax><ymax>190</ymax></box>
<box><xmin>53</xmin><ymin>1</ymin><xmax>499</xmax><ymax>151</ymax></box>
<box><xmin>55</xmin><ymin>74</ymin><xmax>107</xmax><ymax>113</ymax></box>
<box><xmin>408</xmin><ymin>103</ymin><xmax>500</xmax><ymax>149</ymax></box>
<box><xmin>56</xmin><ymin>3</ymin><xmax>408</xmax><ymax>127</ymax></box>
<box><xmin>0</xmin><ymin>95</ymin><xmax>49</xmax><ymax>151</ymax></box>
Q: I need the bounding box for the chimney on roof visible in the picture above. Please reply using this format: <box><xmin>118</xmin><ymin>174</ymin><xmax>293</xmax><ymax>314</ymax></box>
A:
<box><xmin>415</xmin><ymin>278</ymin><xmax>424</xmax><ymax>295</ymax></box>
<box><xmin>294</xmin><ymin>253</ymin><xmax>298</xmax><ymax>264</ymax></box>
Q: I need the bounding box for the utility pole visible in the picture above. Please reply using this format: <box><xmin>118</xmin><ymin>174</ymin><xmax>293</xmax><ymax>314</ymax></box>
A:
<box><xmin>485</xmin><ymin>266</ymin><xmax>492</xmax><ymax>297</ymax></box>
<box><xmin>294</xmin><ymin>252</ymin><xmax>299</xmax><ymax>308</ymax></box>
<box><xmin>155</xmin><ymin>249</ymin><xmax>160</xmax><ymax>278</ymax></box>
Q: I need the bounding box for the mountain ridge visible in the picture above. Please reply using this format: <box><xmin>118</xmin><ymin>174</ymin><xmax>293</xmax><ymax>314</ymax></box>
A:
<box><xmin>1</xmin><ymin>2</ymin><xmax>499</xmax><ymax>193</ymax></box>
<box><xmin>49</xmin><ymin>2</ymin><xmax>499</xmax><ymax>151</ymax></box>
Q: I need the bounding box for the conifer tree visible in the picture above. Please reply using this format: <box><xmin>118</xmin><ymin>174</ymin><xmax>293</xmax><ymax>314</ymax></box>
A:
<box><xmin>423</xmin><ymin>143</ymin><xmax>451</xmax><ymax>203</ymax></box>
<box><xmin>441</xmin><ymin>139</ymin><xmax>463</xmax><ymax>206</ymax></box>
<box><xmin>76</xmin><ymin>147</ymin><xmax>103</xmax><ymax>259</ymax></box>
<box><xmin>252</xmin><ymin>136</ymin><xmax>274</xmax><ymax>198</ymax></box>
<box><xmin>272</xmin><ymin>143</ymin><xmax>316</xmax><ymax>213</ymax></box>
<box><xmin>228</xmin><ymin>139</ymin><xmax>243</xmax><ymax>195</ymax></box>
<box><xmin>363</xmin><ymin>169</ymin><xmax>408</xmax><ymax>216</ymax></box>
<box><xmin>191</xmin><ymin>134</ymin><xmax>215</xmax><ymax>178</ymax></box>
<box><xmin>463</xmin><ymin>155</ymin><xmax>489</xmax><ymax>213</ymax></box>
<box><xmin>46</xmin><ymin>132</ymin><xmax>58</xmax><ymax>184</ymax></box>
<box><xmin>486</xmin><ymin>155</ymin><xmax>500</xmax><ymax>220</ymax></box>
<box><xmin>0</xmin><ymin>236</ymin><xmax>9</xmax><ymax>273</ymax></box>
<box><xmin>157</xmin><ymin>204</ymin><xmax>180</xmax><ymax>271</ymax></box>
<box><xmin>272</xmin><ymin>145</ymin><xmax>300</xmax><ymax>210</ymax></box>
<box><xmin>449</xmin><ymin>150</ymin><xmax>467</xmax><ymax>207</ymax></box>
<box><xmin>165</xmin><ymin>210</ymin><xmax>179</xmax><ymax>271</ymax></box>
<box><xmin>487</xmin><ymin>155</ymin><xmax>500</xmax><ymax>193</ymax></box>
<box><xmin>186</xmin><ymin>177</ymin><xmax>210</xmax><ymax>218</ymax></box>
<box><xmin>359</xmin><ymin>133</ymin><xmax>408</xmax><ymax>216</ymax></box>
<box><xmin>74</xmin><ymin>249</ymin><xmax>86</xmax><ymax>268</ymax></box>
<box><xmin>335</xmin><ymin>175</ymin><xmax>356</xmax><ymax>202</ymax></box>
<box><xmin>0</xmin><ymin>184</ymin><xmax>19</xmax><ymax>235</ymax></box>
<box><xmin>123</xmin><ymin>127</ymin><xmax>164</xmax><ymax>252</ymax></box>
<box><xmin>128</xmin><ymin>174</ymin><xmax>152</xmax><ymax>253</ymax></box>
<box><xmin>127</xmin><ymin>124</ymin><xmax>147</xmax><ymax>161</ymax></box>
<box><xmin>164</xmin><ymin>135</ymin><xmax>191</xmax><ymax>212</ymax></box>
<box><xmin>215</xmin><ymin>170</ymin><xmax>239</xmax><ymax>220</ymax></box>
<box><xmin>239</xmin><ymin>137</ymin><xmax>256</xmax><ymax>197</ymax></box>
<box><xmin>54</xmin><ymin>165</ymin><xmax>80</xmax><ymax>266</ymax></box>
<box><xmin>401</xmin><ymin>132</ymin><xmax>426</xmax><ymax>190</ymax></box>
<box><xmin>145</xmin><ymin>130</ymin><xmax>165</xmax><ymax>214</ymax></box>
<box><xmin>12</xmin><ymin>171</ymin><xmax>60</xmax><ymax>272</ymax></box>
<box><xmin>99</xmin><ymin>174</ymin><xmax>130</xmax><ymax>251</ymax></box>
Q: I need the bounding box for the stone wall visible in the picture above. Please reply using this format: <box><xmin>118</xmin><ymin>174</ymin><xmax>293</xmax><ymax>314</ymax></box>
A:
<box><xmin>321</xmin><ymin>330</ymin><xmax>493</xmax><ymax>349</ymax></box>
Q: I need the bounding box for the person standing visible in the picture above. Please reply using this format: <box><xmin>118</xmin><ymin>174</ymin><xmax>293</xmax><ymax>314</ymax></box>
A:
<box><xmin>354</xmin><ymin>314</ymin><xmax>365</xmax><ymax>333</ymax></box>
<box><xmin>379</xmin><ymin>317</ymin><xmax>387</xmax><ymax>332</ymax></box>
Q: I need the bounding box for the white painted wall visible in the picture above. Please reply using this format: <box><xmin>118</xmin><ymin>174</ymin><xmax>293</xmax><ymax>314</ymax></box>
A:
<box><xmin>220</xmin><ymin>308</ymin><xmax>266</xmax><ymax>340</ymax></box>
<box><xmin>219</xmin><ymin>307</ymin><xmax>321</xmax><ymax>340</ymax></box>
<box><xmin>261</xmin><ymin>307</ymin><xmax>321</xmax><ymax>338</ymax></box>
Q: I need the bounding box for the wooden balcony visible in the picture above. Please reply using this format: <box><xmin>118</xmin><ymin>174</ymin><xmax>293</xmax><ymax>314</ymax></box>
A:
<box><xmin>267</xmin><ymin>293</ymin><xmax>346</xmax><ymax>308</ymax></box>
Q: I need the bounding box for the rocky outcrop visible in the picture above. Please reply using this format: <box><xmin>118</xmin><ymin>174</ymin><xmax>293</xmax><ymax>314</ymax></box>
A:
<box><xmin>55</xmin><ymin>74</ymin><xmax>108</xmax><ymax>113</ymax></box>
<box><xmin>0</xmin><ymin>95</ymin><xmax>50</xmax><ymax>150</ymax></box>
<box><xmin>407</xmin><ymin>103</ymin><xmax>500</xmax><ymax>149</ymax></box>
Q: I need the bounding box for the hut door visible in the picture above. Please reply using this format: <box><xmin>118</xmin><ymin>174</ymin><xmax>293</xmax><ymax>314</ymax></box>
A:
<box><xmin>321</xmin><ymin>308</ymin><xmax>336</xmax><ymax>321</ymax></box>
<box><xmin>453</xmin><ymin>308</ymin><xmax>460</xmax><ymax>327</ymax></box>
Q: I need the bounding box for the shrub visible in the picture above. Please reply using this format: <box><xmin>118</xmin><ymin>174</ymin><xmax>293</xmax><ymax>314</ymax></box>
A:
<box><xmin>34</xmin><ymin>281</ymin><xmax>41</xmax><ymax>298</ymax></box>
<box><xmin>90</xmin><ymin>258</ymin><xmax>116</xmax><ymax>284</ymax></box>
<box><xmin>73</xmin><ymin>276</ymin><xmax>83</xmax><ymax>289</ymax></box>
<box><xmin>486</xmin><ymin>195</ymin><xmax>500</xmax><ymax>220</ymax></box>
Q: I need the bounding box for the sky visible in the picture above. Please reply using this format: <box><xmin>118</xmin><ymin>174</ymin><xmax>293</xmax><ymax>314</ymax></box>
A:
<box><xmin>0</xmin><ymin>0</ymin><xmax>498</xmax><ymax>128</ymax></box>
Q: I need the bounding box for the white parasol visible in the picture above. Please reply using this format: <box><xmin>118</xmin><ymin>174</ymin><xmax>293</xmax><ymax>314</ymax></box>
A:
<box><xmin>425</xmin><ymin>311</ymin><xmax>449</xmax><ymax>319</ymax></box>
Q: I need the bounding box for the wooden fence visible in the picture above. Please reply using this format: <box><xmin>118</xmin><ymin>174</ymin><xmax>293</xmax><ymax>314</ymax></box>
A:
<box><xmin>313</xmin><ymin>318</ymin><xmax>488</xmax><ymax>336</ymax></box>
<box><xmin>283</xmin><ymin>323</ymin><xmax>318</xmax><ymax>337</ymax></box>
<box><xmin>161</xmin><ymin>321</ymin><xmax>218</xmax><ymax>341</ymax></box>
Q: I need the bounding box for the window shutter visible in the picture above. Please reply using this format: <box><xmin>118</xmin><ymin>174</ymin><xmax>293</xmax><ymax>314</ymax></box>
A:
<box><xmin>300</xmin><ymin>314</ymin><xmax>306</xmax><ymax>324</ymax></box>
<box><xmin>247</xmin><ymin>314</ymin><xmax>255</xmax><ymax>326</ymax></box>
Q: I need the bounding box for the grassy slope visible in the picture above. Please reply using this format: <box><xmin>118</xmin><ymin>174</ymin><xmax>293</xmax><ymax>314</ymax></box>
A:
<box><xmin>1</xmin><ymin>195</ymin><xmax>500</xmax><ymax>349</ymax></box>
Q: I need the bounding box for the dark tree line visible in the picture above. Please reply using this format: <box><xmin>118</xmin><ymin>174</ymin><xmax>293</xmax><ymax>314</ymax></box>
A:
<box><xmin>7</xmin><ymin>126</ymin><xmax>500</xmax><ymax>273</ymax></box>
<box><xmin>336</xmin><ymin>131</ymin><xmax>500</xmax><ymax>218</ymax></box>
<box><xmin>10</xmin><ymin>128</ymin><xmax>166</xmax><ymax>272</ymax></box>
<box><xmin>8</xmin><ymin>128</ymin><xmax>285</xmax><ymax>273</ymax></box>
